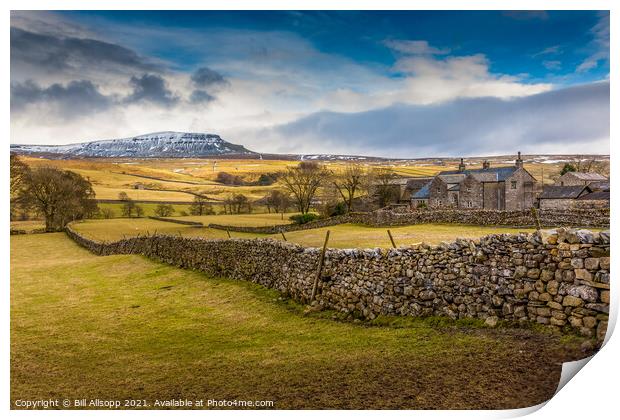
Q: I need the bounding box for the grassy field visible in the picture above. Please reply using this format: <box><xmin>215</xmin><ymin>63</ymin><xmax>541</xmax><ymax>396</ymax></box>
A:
<box><xmin>10</xmin><ymin>220</ymin><xmax>46</xmax><ymax>233</ymax></box>
<box><xmin>70</xmin><ymin>218</ymin><xmax>266</xmax><ymax>242</ymax></box>
<box><xmin>71</xmin><ymin>217</ymin><xmax>535</xmax><ymax>247</ymax></box>
<box><xmin>11</xmin><ymin>233</ymin><xmax>590</xmax><ymax>409</ymax></box>
<box><xmin>176</xmin><ymin>212</ymin><xmax>297</xmax><ymax>226</ymax></box>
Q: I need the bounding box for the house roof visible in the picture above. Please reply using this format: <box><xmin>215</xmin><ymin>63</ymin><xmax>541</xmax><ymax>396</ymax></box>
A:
<box><xmin>412</xmin><ymin>182</ymin><xmax>431</xmax><ymax>199</ymax></box>
<box><xmin>562</xmin><ymin>172</ymin><xmax>607</xmax><ymax>181</ymax></box>
<box><xmin>576</xmin><ymin>191</ymin><xmax>610</xmax><ymax>201</ymax></box>
<box><xmin>588</xmin><ymin>181</ymin><xmax>610</xmax><ymax>191</ymax></box>
<box><xmin>438</xmin><ymin>166</ymin><xmax>518</xmax><ymax>182</ymax></box>
<box><xmin>437</xmin><ymin>174</ymin><xmax>466</xmax><ymax>184</ymax></box>
<box><xmin>540</xmin><ymin>185</ymin><xmax>590</xmax><ymax>199</ymax></box>
<box><xmin>447</xmin><ymin>184</ymin><xmax>460</xmax><ymax>191</ymax></box>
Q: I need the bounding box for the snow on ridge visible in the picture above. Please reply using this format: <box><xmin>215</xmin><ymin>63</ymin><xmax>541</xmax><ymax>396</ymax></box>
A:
<box><xmin>10</xmin><ymin>131</ymin><xmax>255</xmax><ymax>158</ymax></box>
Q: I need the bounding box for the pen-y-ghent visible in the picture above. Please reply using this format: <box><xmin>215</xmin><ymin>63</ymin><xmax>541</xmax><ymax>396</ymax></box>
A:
<box><xmin>10</xmin><ymin>9</ymin><xmax>610</xmax><ymax>410</ymax></box>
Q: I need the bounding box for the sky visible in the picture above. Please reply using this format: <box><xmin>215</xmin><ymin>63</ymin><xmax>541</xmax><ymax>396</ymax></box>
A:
<box><xmin>10</xmin><ymin>10</ymin><xmax>610</xmax><ymax>157</ymax></box>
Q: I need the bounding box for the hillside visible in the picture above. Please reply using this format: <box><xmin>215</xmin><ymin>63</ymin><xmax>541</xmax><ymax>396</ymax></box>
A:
<box><xmin>10</xmin><ymin>131</ymin><xmax>256</xmax><ymax>158</ymax></box>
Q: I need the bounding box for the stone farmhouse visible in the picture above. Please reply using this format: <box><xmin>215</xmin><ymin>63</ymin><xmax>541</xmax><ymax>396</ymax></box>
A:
<box><xmin>411</xmin><ymin>152</ymin><xmax>537</xmax><ymax>210</ymax></box>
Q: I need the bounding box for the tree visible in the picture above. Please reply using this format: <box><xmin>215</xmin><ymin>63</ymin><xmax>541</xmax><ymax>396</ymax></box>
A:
<box><xmin>119</xmin><ymin>191</ymin><xmax>138</xmax><ymax>217</ymax></box>
<box><xmin>19</xmin><ymin>167</ymin><xmax>98</xmax><ymax>231</ymax></box>
<box><xmin>10</xmin><ymin>154</ymin><xmax>29</xmax><ymax>219</ymax></box>
<box><xmin>332</xmin><ymin>164</ymin><xmax>368</xmax><ymax>213</ymax></box>
<box><xmin>264</xmin><ymin>190</ymin><xmax>291</xmax><ymax>214</ymax></box>
<box><xmin>190</xmin><ymin>195</ymin><xmax>210</xmax><ymax>216</ymax></box>
<box><xmin>135</xmin><ymin>205</ymin><xmax>145</xmax><ymax>218</ymax></box>
<box><xmin>280</xmin><ymin>162</ymin><xmax>331</xmax><ymax>214</ymax></box>
<box><xmin>216</xmin><ymin>171</ymin><xmax>245</xmax><ymax>185</ymax></box>
<box><xmin>100</xmin><ymin>207</ymin><xmax>115</xmax><ymax>219</ymax></box>
<box><xmin>371</xmin><ymin>168</ymin><xmax>400</xmax><ymax>207</ymax></box>
<box><xmin>560</xmin><ymin>163</ymin><xmax>577</xmax><ymax>176</ymax></box>
<box><xmin>154</xmin><ymin>203</ymin><xmax>174</xmax><ymax>217</ymax></box>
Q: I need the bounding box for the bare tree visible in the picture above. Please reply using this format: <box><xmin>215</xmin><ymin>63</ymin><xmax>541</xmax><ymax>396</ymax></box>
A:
<box><xmin>332</xmin><ymin>164</ymin><xmax>367</xmax><ymax>213</ymax></box>
<box><xmin>154</xmin><ymin>203</ymin><xmax>175</xmax><ymax>217</ymax></box>
<box><xmin>190</xmin><ymin>195</ymin><xmax>210</xmax><ymax>216</ymax></box>
<box><xmin>370</xmin><ymin>168</ymin><xmax>400</xmax><ymax>207</ymax></box>
<box><xmin>19</xmin><ymin>167</ymin><xmax>98</xmax><ymax>231</ymax></box>
<box><xmin>280</xmin><ymin>162</ymin><xmax>331</xmax><ymax>214</ymax></box>
<box><xmin>10</xmin><ymin>154</ymin><xmax>29</xmax><ymax>219</ymax></box>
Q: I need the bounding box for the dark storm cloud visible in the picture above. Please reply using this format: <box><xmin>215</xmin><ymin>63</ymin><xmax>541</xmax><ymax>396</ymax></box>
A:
<box><xmin>10</xmin><ymin>26</ymin><xmax>160</xmax><ymax>74</ymax></box>
<box><xmin>11</xmin><ymin>79</ymin><xmax>112</xmax><ymax>116</ymax></box>
<box><xmin>124</xmin><ymin>74</ymin><xmax>179</xmax><ymax>106</ymax></box>
<box><xmin>267</xmin><ymin>81</ymin><xmax>609</xmax><ymax>157</ymax></box>
<box><xmin>189</xmin><ymin>90</ymin><xmax>216</xmax><ymax>104</ymax></box>
<box><xmin>191</xmin><ymin>67</ymin><xmax>228</xmax><ymax>87</ymax></box>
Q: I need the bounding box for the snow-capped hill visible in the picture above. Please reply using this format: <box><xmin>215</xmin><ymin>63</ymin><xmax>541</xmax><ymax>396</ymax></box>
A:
<box><xmin>10</xmin><ymin>131</ymin><xmax>256</xmax><ymax>158</ymax></box>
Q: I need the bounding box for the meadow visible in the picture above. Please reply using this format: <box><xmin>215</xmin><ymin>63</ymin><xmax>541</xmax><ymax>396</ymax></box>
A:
<box><xmin>71</xmin><ymin>217</ymin><xmax>535</xmax><ymax>248</ymax></box>
<box><xmin>10</xmin><ymin>233</ymin><xmax>588</xmax><ymax>409</ymax></box>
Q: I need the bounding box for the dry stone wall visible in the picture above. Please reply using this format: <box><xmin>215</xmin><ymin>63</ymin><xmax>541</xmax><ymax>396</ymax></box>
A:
<box><xmin>209</xmin><ymin>208</ymin><xmax>609</xmax><ymax>234</ymax></box>
<box><xmin>65</xmin><ymin>225</ymin><xmax>610</xmax><ymax>341</ymax></box>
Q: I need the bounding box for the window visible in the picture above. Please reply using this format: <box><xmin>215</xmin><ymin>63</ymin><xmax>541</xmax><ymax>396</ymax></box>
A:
<box><xmin>467</xmin><ymin>201</ymin><xmax>473</xmax><ymax>208</ymax></box>
<box><xmin>511</xmin><ymin>181</ymin><xmax>517</xmax><ymax>189</ymax></box>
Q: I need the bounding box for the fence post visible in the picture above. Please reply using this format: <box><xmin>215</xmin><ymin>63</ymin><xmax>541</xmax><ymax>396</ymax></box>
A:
<box><xmin>310</xmin><ymin>230</ymin><xmax>330</xmax><ymax>302</ymax></box>
<box><xmin>387</xmin><ymin>229</ymin><xmax>397</xmax><ymax>248</ymax></box>
<box><xmin>226</xmin><ymin>230</ymin><xmax>231</xmax><ymax>238</ymax></box>
<box><xmin>280</xmin><ymin>229</ymin><xmax>287</xmax><ymax>241</ymax></box>
<box><xmin>530</xmin><ymin>207</ymin><xmax>542</xmax><ymax>231</ymax></box>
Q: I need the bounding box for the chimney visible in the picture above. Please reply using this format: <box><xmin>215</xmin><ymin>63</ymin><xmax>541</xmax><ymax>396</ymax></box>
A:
<box><xmin>515</xmin><ymin>151</ymin><xmax>523</xmax><ymax>168</ymax></box>
<box><xmin>458</xmin><ymin>158</ymin><xmax>466</xmax><ymax>172</ymax></box>
<box><xmin>482</xmin><ymin>160</ymin><xmax>490</xmax><ymax>169</ymax></box>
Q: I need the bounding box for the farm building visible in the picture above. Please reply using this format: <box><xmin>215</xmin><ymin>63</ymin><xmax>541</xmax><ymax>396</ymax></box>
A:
<box><xmin>414</xmin><ymin>153</ymin><xmax>538</xmax><ymax>210</ymax></box>
<box><xmin>555</xmin><ymin>171</ymin><xmax>608</xmax><ymax>186</ymax></box>
<box><xmin>539</xmin><ymin>185</ymin><xmax>592</xmax><ymax>209</ymax></box>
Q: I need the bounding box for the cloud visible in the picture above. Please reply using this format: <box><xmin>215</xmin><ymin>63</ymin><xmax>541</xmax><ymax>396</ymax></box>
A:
<box><xmin>11</xmin><ymin>79</ymin><xmax>112</xmax><ymax>116</ymax></box>
<box><xmin>543</xmin><ymin>60</ymin><xmax>562</xmax><ymax>71</ymax></box>
<box><xmin>189</xmin><ymin>90</ymin><xmax>216</xmax><ymax>104</ymax></box>
<box><xmin>248</xmin><ymin>81</ymin><xmax>609</xmax><ymax>157</ymax></box>
<box><xmin>576</xmin><ymin>13</ymin><xmax>609</xmax><ymax>73</ymax></box>
<box><xmin>10</xmin><ymin>27</ymin><xmax>160</xmax><ymax>77</ymax></box>
<box><xmin>191</xmin><ymin>67</ymin><xmax>228</xmax><ymax>87</ymax></box>
<box><xmin>532</xmin><ymin>45</ymin><xmax>561</xmax><ymax>57</ymax></box>
<box><xmin>124</xmin><ymin>74</ymin><xmax>178</xmax><ymax>106</ymax></box>
<box><xmin>392</xmin><ymin>54</ymin><xmax>552</xmax><ymax>105</ymax></box>
<box><xmin>384</xmin><ymin>40</ymin><xmax>450</xmax><ymax>55</ymax></box>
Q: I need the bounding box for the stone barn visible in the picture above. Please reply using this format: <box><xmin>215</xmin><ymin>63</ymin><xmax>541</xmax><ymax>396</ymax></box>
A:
<box><xmin>539</xmin><ymin>185</ymin><xmax>592</xmax><ymax>210</ymax></box>
<box><xmin>556</xmin><ymin>171</ymin><xmax>607</xmax><ymax>186</ymax></box>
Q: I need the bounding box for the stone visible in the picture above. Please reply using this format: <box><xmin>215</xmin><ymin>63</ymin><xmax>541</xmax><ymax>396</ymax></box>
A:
<box><xmin>570</xmin><ymin>258</ymin><xmax>584</xmax><ymax>269</ymax></box>
<box><xmin>485</xmin><ymin>316</ymin><xmax>499</xmax><ymax>327</ymax></box>
<box><xmin>536</xmin><ymin>316</ymin><xmax>550</xmax><ymax>325</ymax></box>
<box><xmin>546</xmin><ymin>280</ymin><xmax>559</xmax><ymax>295</ymax></box>
<box><xmin>527</xmin><ymin>268</ymin><xmax>541</xmax><ymax>279</ymax></box>
<box><xmin>563</xmin><ymin>296</ymin><xmax>584</xmax><ymax>307</ymax></box>
<box><xmin>600</xmin><ymin>257</ymin><xmax>610</xmax><ymax>270</ymax></box>
<box><xmin>538</xmin><ymin>292</ymin><xmax>552</xmax><ymax>302</ymax></box>
<box><xmin>582</xmin><ymin>317</ymin><xmax>597</xmax><ymax>329</ymax></box>
<box><xmin>584</xmin><ymin>258</ymin><xmax>600</xmax><ymax>270</ymax></box>
<box><xmin>574</xmin><ymin>269</ymin><xmax>592</xmax><ymax>282</ymax></box>
<box><xmin>601</xmin><ymin>291</ymin><xmax>609</xmax><ymax>304</ymax></box>
<box><xmin>550</xmin><ymin>317</ymin><xmax>566</xmax><ymax>326</ymax></box>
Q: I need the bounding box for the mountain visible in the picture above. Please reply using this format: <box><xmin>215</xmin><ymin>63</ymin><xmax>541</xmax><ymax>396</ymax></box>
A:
<box><xmin>10</xmin><ymin>131</ymin><xmax>257</xmax><ymax>158</ymax></box>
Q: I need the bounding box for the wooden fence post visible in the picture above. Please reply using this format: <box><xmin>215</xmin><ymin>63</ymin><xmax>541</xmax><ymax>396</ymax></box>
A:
<box><xmin>310</xmin><ymin>230</ymin><xmax>330</xmax><ymax>302</ymax></box>
<box><xmin>530</xmin><ymin>207</ymin><xmax>542</xmax><ymax>231</ymax></box>
<box><xmin>387</xmin><ymin>229</ymin><xmax>397</xmax><ymax>248</ymax></box>
<box><xmin>280</xmin><ymin>229</ymin><xmax>287</xmax><ymax>241</ymax></box>
<box><xmin>226</xmin><ymin>230</ymin><xmax>231</xmax><ymax>238</ymax></box>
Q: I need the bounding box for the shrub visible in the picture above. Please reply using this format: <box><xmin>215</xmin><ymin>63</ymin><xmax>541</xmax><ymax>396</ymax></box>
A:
<box><xmin>289</xmin><ymin>213</ymin><xmax>320</xmax><ymax>224</ymax></box>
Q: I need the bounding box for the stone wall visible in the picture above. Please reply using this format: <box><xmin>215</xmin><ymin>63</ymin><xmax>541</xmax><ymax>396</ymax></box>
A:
<box><xmin>205</xmin><ymin>208</ymin><xmax>609</xmax><ymax>235</ymax></box>
<box><xmin>65</xmin><ymin>224</ymin><xmax>610</xmax><ymax>341</ymax></box>
<box><xmin>349</xmin><ymin>208</ymin><xmax>610</xmax><ymax>228</ymax></box>
<box><xmin>148</xmin><ymin>216</ymin><xmax>204</xmax><ymax>226</ymax></box>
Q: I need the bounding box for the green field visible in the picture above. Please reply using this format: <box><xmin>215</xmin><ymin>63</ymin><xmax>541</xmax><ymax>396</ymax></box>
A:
<box><xmin>11</xmin><ymin>233</ymin><xmax>588</xmax><ymax>409</ymax></box>
<box><xmin>71</xmin><ymin>218</ymin><xmax>536</xmax><ymax>248</ymax></box>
